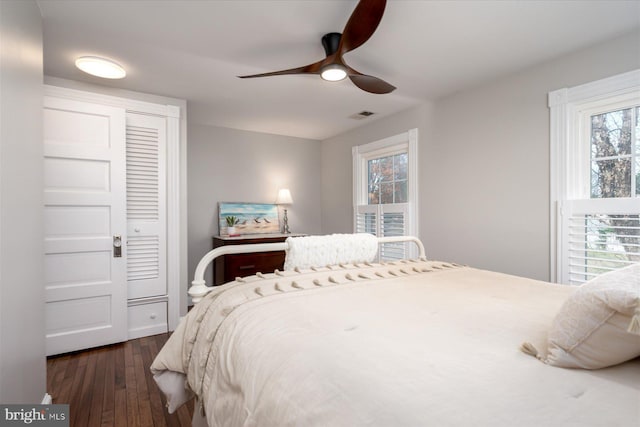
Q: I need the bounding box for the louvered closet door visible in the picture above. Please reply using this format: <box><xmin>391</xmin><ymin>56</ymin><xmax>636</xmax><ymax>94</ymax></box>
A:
<box><xmin>43</xmin><ymin>97</ymin><xmax>127</xmax><ymax>356</ymax></box>
<box><xmin>126</xmin><ymin>113</ymin><xmax>167</xmax><ymax>300</ymax></box>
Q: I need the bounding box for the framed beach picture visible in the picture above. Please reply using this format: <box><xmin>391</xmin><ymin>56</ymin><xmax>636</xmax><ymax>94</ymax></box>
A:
<box><xmin>218</xmin><ymin>202</ymin><xmax>280</xmax><ymax>236</ymax></box>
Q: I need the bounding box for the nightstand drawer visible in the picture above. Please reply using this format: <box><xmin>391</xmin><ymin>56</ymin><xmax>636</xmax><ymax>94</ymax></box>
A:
<box><xmin>226</xmin><ymin>252</ymin><xmax>285</xmax><ymax>280</ymax></box>
<box><xmin>212</xmin><ymin>233</ymin><xmax>306</xmax><ymax>285</ymax></box>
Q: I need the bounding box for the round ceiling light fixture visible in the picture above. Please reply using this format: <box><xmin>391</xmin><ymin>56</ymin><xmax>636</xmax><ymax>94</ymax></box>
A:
<box><xmin>75</xmin><ymin>56</ymin><xmax>126</xmax><ymax>79</ymax></box>
<box><xmin>320</xmin><ymin>64</ymin><xmax>347</xmax><ymax>82</ymax></box>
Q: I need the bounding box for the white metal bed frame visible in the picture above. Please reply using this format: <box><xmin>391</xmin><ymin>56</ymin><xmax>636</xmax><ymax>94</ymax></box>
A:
<box><xmin>188</xmin><ymin>235</ymin><xmax>426</xmax><ymax>303</ymax></box>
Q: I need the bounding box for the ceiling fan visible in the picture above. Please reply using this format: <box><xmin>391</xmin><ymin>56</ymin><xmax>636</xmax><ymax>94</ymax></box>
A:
<box><xmin>238</xmin><ymin>0</ymin><xmax>395</xmax><ymax>94</ymax></box>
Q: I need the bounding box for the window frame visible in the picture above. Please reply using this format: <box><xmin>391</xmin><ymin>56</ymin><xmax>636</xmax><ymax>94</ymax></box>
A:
<box><xmin>352</xmin><ymin>129</ymin><xmax>419</xmax><ymax>259</ymax></box>
<box><xmin>549</xmin><ymin>69</ymin><xmax>640</xmax><ymax>283</ymax></box>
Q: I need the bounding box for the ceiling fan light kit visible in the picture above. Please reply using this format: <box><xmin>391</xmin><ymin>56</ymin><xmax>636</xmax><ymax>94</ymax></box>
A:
<box><xmin>239</xmin><ymin>0</ymin><xmax>395</xmax><ymax>94</ymax></box>
<box><xmin>321</xmin><ymin>64</ymin><xmax>347</xmax><ymax>82</ymax></box>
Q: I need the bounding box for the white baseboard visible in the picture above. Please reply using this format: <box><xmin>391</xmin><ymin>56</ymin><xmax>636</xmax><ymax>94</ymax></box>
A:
<box><xmin>41</xmin><ymin>393</ymin><xmax>52</xmax><ymax>404</ymax></box>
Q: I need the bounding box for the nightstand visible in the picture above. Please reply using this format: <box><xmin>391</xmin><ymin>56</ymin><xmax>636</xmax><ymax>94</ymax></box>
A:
<box><xmin>212</xmin><ymin>233</ymin><xmax>305</xmax><ymax>285</ymax></box>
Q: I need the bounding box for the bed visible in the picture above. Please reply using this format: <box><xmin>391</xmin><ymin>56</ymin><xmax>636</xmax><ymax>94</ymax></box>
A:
<box><xmin>152</xmin><ymin>234</ymin><xmax>640</xmax><ymax>427</ymax></box>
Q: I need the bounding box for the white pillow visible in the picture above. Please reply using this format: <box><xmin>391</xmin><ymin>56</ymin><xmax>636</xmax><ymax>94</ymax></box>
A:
<box><xmin>542</xmin><ymin>263</ymin><xmax>640</xmax><ymax>369</ymax></box>
<box><xmin>284</xmin><ymin>233</ymin><xmax>378</xmax><ymax>270</ymax></box>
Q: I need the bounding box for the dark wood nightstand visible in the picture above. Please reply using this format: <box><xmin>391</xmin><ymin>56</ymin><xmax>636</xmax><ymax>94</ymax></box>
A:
<box><xmin>212</xmin><ymin>233</ymin><xmax>306</xmax><ymax>285</ymax></box>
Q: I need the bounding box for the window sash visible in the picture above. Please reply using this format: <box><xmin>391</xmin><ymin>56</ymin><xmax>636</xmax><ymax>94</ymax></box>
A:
<box><xmin>571</xmin><ymin>93</ymin><xmax>640</xmax><ymax>199</ymax></box>
<box><xmin>367</xmin><ymin>152</ymin><xmax>408</xmax><ymax>205</ymax></box>
<box><xmin>586</xmin><ymin>103</ymin><xmax>639</xmax><ymax>199</ymax></box>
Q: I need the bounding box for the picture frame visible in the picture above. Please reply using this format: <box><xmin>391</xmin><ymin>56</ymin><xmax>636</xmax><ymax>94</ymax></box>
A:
<box><xmin>218</xmin><ymin>202</ymin><xmax>280</xmax><ymax>236</ymax></box>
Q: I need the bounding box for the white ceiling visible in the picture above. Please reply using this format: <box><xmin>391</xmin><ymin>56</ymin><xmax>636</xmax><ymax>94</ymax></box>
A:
<box><xmin>38</xmin><ymin>0</ymin><xmax>640</xmax><ymax>140</ymax></box>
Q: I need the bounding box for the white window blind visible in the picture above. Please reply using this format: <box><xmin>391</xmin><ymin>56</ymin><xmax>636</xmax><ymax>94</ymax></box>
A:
<box><xmin>562</xmin><ymin>199</ymin><xmax>640</xmax><ymax>284</ymax></box>
<box><xmin>355</xmin><ymin>204</ymin><xmax>409</xmax><ymax>260</ymax></box>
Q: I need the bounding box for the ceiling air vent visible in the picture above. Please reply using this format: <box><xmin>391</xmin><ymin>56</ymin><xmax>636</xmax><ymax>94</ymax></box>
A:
<box><xmin>349</xmin><ymin>111</ymin><xmax>375</xmax><ymax>120</ymax></box>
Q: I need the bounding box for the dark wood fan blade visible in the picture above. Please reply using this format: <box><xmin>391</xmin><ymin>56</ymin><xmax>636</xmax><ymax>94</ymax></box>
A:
<box><xmin>339</xmin><ymin>0</ymin><xmax>387</xmax><ymax>54</ymax></box>
<box><xmin>238</xmin><ymin>59</ymin><xmax>325</xmax><ymax>78</ymax></box>
<box><xmin>348</xmin><ymin>73</ymin><xmax>395</xmax><ymax>94</ymax></box>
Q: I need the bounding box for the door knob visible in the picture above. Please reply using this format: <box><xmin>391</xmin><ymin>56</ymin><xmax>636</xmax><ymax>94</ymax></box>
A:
<box><xmin>113</xmin><ymin>234</ymin><xmax>122</xmax><ymax>258</ymax></box>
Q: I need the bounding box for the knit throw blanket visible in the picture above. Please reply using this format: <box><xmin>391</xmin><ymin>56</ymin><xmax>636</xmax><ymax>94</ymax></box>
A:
<box><xmin>283</xmin><ymin>233</ymin><xmax>378</xmax><ymax>270</ymax></box>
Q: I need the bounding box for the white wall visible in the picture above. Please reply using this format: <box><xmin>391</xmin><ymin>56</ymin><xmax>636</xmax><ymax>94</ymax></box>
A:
<box><xmin>0</xmin><ymin>0</ymin><xmax>46</xmax><ymax>403</ymax></box>
<box><xmin>188</xmin><ymin>123</ymin><xmax>322</xmax><ymax>283</ymax></box>
<box><xmin>321</xmin><ymin>30</ymin><xmax>640</xmax><ymax>281</ymax></box>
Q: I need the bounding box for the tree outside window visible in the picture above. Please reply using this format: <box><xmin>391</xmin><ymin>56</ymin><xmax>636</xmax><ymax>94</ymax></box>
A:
<box><xmin>367</xmin><ymin>153</ymin><xmax>408</xmax><ymax>205</ymax></box>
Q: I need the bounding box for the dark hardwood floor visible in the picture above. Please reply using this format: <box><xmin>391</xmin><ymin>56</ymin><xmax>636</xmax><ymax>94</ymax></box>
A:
<box><xmin>46</xmin><ymin>333</ymin><xmax>194</xmax><ymax>427</ymax></box>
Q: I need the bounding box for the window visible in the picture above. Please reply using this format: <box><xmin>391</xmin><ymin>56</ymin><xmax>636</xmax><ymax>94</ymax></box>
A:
<box><xmin>550</xmin><ymin>70</ymin><xmax>640</xmax><ymax>284</ymax></box>
<box><xmin>353</xmin><ymin>129</ymin><xmax>418</xmax><ymax>260</ymax></box>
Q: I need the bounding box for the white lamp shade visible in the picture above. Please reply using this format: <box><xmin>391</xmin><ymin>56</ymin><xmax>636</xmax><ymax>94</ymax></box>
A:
<box><xmin>275</xmin><ymin>188</ymin><xmax>293</xmax><ymax>205</ymax></box>
<box><xmin>75</xmin><ymin>56</ymin><xmax>126</xmax><ymax>79</ymax></box>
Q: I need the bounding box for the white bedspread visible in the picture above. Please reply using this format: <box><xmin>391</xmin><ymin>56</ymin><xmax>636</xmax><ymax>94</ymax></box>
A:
<box><xmin>152</xmin><ymin>260</ymin><xmax>640</xmax><ymax>427</ymax></box>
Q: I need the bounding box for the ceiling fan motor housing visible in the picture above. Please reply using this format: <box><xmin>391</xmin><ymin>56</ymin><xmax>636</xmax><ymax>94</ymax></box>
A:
<box><xmin>321</xmin><ymin>32</ymin><xmax>342</xmax><ymax>57</ymax></box>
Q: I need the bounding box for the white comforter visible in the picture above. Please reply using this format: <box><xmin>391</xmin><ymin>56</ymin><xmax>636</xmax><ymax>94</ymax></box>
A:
<box><xmin>151</xmin><ymin>260</ymin><xmax>640</xmax><ymax>427</ymax></box>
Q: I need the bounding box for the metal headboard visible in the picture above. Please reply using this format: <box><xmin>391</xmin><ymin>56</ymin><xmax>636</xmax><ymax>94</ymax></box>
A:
<box><xmin>188</xmin><ymin>235</ymin><xmax>426</xmax><ymax>303</ymax></box>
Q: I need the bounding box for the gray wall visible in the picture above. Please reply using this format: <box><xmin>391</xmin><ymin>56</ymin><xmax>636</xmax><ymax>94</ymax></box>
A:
<box><xmin>321</xmin><ymin>30</ymin><xmax>640</xmax><ymax>282</ymax></box>
<box><xmin>0</xmin><ymin>0</ymin><xmax>46</xmax><ymax>403</ymax></box>
<box><xmin>188</xmin><ymin>123</ymin><xmax>322</xmax><ymax>283</ymax></box>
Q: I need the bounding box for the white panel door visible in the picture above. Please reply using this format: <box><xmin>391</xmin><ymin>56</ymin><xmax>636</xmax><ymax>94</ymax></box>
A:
<box><xmin>44</xmin><ymin>96</ymin><xmax>127</xmax><ymax>356</ymax></box>
<box><xmin>126</xmin><ymin>113</ymin><xmax>167</xmax><ymax>300</ymax></box>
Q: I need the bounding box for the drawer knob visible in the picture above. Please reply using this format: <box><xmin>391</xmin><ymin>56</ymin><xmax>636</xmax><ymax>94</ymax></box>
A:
<box><xmin>150</xmin><ymin>313</ymin><xmax>157</xmax><ymax>319</ymax></box>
